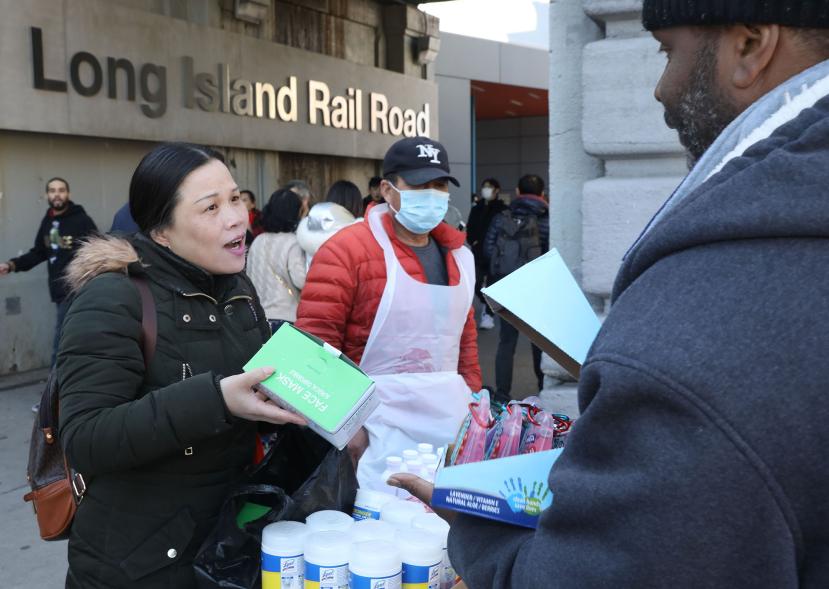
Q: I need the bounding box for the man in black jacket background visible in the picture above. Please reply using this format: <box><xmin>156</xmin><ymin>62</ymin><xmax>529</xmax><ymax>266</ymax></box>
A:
<box><xmin>0</xmin><ymin>177</ymin><xmax>97</xmax><ymax>364</ymax></box>
<box><xmin>484</xmin><ymin>174</ymin><xmax>549</xmax><ymax>400</ymax></box>
<box><xmin>466</xmin><ymin>177</ymin><xmax>506</xmax><ymax>331</ymax></box>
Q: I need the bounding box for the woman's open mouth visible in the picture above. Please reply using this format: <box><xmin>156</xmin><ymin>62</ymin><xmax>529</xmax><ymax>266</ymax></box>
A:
<box><xmin>224</xmin><ymin>236</ymin><xmax>246</xmax><ymax>256</ymax></box>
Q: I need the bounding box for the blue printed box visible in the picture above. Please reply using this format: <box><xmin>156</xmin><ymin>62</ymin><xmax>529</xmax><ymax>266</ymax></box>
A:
<box><xmin>431</xmin><ymin>449</ymin><xmax>563</xmax><ymax>529</ymax></box>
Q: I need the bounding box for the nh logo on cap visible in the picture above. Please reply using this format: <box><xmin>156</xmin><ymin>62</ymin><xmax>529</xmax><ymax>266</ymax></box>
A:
<box><xmin>416</xmin><ymin>144</ymin><xmax>441</xmax><ymax>164</ymax></box>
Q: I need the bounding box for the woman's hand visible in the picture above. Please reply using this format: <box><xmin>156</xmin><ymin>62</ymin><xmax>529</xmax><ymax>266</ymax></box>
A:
<box><xmin>220</xmin><ymin>368</ymin><xmax>308</xmax><ymax>426</ymax></box>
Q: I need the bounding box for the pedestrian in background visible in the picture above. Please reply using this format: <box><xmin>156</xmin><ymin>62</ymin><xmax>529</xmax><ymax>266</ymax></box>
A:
<box><xmin>485</xmin><ymin>174</ymin><xmax>548</xmax><ymax>401</ymax></box>
<box><xmin>466</xmin><ymin>177</ymin><xmax>506</xmax><ymax>330</ymax></box>
<box><xmin>285</xmin><ymin>179</ymin><xmax>312</xmax><ymax>217</ymax></box>
<box><xmin>58</xmin><ymin>142</ymin><xmax>305</xmax><ymax>589</ymax></box>
<box><xmin>110</xmin><ymin>201</ymin><xmax>140</xmax><ymax>233</ymax></box>
<box><xmin>240</xmin><ymin>189</ymin><xmax>264</xmax><ymax>243</ymax></box>
<box><xmin>246</xmin><ymin>188</ymin><xmax>308</xmax><ymax>333</ymax></box>
<box><xmin>362</xmin><ymin>175</ymin><xmax>384</xmax><ymax>213</ymax></box>
<box><xmin>325</xmin><ymin>179</ymin><xmax>364</xmax><ymax>219</ymax></box>
<box><xmin>0</xmin><ymin>177</ymin><xmax>97</xmax><ymax>365</ymax></box>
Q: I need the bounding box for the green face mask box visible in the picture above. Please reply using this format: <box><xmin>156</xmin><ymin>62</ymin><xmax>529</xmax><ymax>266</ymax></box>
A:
<box><xmin>243</xmin><ymin>324</ymin><xmax>378</xmax><ymax>450</ymax></box>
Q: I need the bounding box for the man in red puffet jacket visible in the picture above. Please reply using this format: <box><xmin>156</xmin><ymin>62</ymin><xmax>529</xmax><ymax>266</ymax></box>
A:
<box><xmin>296</xmin><ymin>136</ymin><xmax>481</xmax><ymax>490</ymax></box>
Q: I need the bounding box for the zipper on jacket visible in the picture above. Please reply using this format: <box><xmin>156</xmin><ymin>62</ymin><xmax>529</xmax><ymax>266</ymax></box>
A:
<box><xmin>182</xmin><ymin>363</ymin><xmax>194</xmax><ymax>457</ymax></box>
<box><xmin>180</xmin><ymin>291</ymin><xmax>219</xmax><ymax>305</ymax></box>
<box><xmin>223</xmin><ymin>295</ymin><xmax>252</xmax><ymax>304</ymax></box>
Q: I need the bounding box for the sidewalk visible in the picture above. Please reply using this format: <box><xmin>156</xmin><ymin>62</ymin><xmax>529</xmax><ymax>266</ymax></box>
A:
<box><xmin>0</xmin><ymin>376</ymin><xmax>67</xmax><ymax>588</ymax></box>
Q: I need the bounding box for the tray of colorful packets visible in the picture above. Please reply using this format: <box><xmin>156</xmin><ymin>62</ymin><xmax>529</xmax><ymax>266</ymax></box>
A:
<box><xmin>432</xmin><ymin>390</ymin><xmax>572</xmax><ymax>528</ymax></box>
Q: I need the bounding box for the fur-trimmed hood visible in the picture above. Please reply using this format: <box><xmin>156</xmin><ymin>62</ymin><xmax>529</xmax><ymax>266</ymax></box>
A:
<box><xmin>64</xmin><ymin>234</ymin><xmax>139</xmax><ymax>294</ymax></box>
<box><xmin>65</xmin><ymin>233</ymin><xmax>256</xmax><ymax>302</ymax></box>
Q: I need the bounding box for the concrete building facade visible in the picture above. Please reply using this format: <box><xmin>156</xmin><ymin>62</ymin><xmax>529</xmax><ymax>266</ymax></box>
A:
<box><xmin>548</xmin><ymin>0</ymin><xmax>685</xmax><ymax>307</ymax></box>
<box><xmin>436</xmin><ymin>32</ymin><xmax>549</xmax><ymax>221</ymax></box>
<box><xmin>0</xmin><ymin>0</ymin><xmax>444</xmax><ymax>374</ymax></box>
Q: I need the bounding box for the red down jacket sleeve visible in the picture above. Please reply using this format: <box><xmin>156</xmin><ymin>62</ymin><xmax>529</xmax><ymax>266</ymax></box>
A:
<box><xmin>459</xmin><ymin>307</ymin><xmax>482</xmax><ymax>391</ymax></box>
<box><xmin>295</xmin><ymin>234</ymin><xmax>357</xmax><ymax>352</ymax></box>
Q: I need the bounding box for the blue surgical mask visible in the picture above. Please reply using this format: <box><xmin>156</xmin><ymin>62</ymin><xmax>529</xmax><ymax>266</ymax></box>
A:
<box><xmin>389</xmin><ymin>185</ymin><xmax>450</xmax><ymax>234</ymax></box>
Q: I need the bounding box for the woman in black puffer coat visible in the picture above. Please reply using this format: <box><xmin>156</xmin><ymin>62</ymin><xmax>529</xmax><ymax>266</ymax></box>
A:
<box><xmin>58</xmin><ymin>143</ymin><xmax>306</xmax><ymax>588</ymax></box>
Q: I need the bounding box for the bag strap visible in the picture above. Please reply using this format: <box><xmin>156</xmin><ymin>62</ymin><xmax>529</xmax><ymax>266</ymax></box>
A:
<box><xmin>130</xmin><ymin>276</ymin><xmax>157</xmax><ymax>370</ymax></box>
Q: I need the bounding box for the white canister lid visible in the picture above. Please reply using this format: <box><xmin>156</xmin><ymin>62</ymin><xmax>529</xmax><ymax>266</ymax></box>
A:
<box><xmin>410</xmin><ymin>513</ymin><xmax>450</xmax><ymax>547</ymax></box>
<box><xmin>396</xmin><ymin>529</ymin><xmax>444</xmax><ymax>566</ymax></box>
<box><xmin>420</xmin><ymin>453</ymin><xmax>439</xmax><ymax>466</ymax></box>
<box><xmin>416</xmin><ymin>443</ymin><xmax>434</xmax><ymax>455</ymax></box>
<box><xmin>402</xmin><ymin>449</ymin><xmax>420</xmax><ymax>462</ymax></box>
<box><xmin>306</xmin><ymin>510</ymin><xmax>354</xmax><ymax>534</ymax></box>
<box><xmin>304</xmin><ymin>530</ymin><xmax>351</xmax><ymax>566</ymax></box>
<box><xmin>349</xmin><ymin>540</ymin><xmax>401</xmax><ymax>578</ymax></box>
<box><xmin>261</xmin><ymin>521</ymin><xmax>309</xmax><ymax>556</ymax></box>
<box><xmin>385</xmin><ymin>455</ymin><xmax>404</xmax><ymax>468</ymax></box>
<box><xmin>351</xmin><ymin>518</ymin><xmax>396</xmax><ymax>543</ymax></box>
<box><xmin>354</xmin><ymin>488</ymin><xmax>396</xmax><ymax>511</ymax></box>
<box><xmin>380</xmin><ymin>499</ymin><xmax>425</xmax><ymax>530</ymax></box>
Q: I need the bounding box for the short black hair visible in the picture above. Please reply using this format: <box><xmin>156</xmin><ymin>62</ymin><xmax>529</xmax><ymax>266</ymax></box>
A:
<box><xmin>368</xmin><ymin>176</ymin><xmax>382</xmax><ymax>189</ymax></box>
<box><xmin>517</xmin><ymin>174</ymin><xmax>545</xmax><ymax>196</ymax></box>
<box><xmin>285</xmin><ymin>179</ymin><xmax>311</xmax><ymax>199</ymax></box>
<box><xmin>326</xmin><ymin>180</ymin><xmax>363</xmax><ymax>218</ymax></box>
<box><xmin>46</xmin><ymin>177</ymin><xmax>70</xmax><ymax>193</ymax></box>
<box><xmin>240</xmin><ymin>189</ymin><xmax>256</xmax><ymax>204</ymax></box>
<box><xmin>482</xmin><ymin>177</ymin><xmax>500</xmax><ymax>190</ymax></box>
<box><xmin>262</xmin><ymin>188</ymin><xmax>303</xmax><ymax>233</ymax></box>
<box><xmin>129</xmin><ymin>142</ymin><xmax>224</xmax><ymax>234</ymax></box>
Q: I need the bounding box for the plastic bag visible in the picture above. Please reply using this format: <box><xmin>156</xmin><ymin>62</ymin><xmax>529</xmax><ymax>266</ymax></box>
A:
<box><xmin>193</xmin><ymin>425</ymin><xmax>358</xmax><ymax>589</ymax></box>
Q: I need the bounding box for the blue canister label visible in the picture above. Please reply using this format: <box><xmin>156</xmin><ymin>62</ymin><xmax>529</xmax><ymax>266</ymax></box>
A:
<box><xmin>402</xmin><ymin>562</ymin><xmax>441</xmax><ymax>589</ymax></box>
<box><xmin>350</xmin><ymin>570</ymin><xmax>402</xmax><ymax>589</ymax></box>
<box><xmin>352</xmin><ymin>505</ymin><xmax>382</xmax><ymax>521</ymax></box>
<box><xmin>304</xmin><ymin>561</ymin><xmax>349</xmax><ymax>589</ymax></box>
<box><xmin>262</xmin><ymin>552</ymin><xmax>304</xmax><ymax>589</ymax></box>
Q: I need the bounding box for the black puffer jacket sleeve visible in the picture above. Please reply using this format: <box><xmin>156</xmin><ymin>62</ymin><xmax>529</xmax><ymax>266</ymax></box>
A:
<box><xmin>57</xmin><ymin>273</ymin><xmax>234</xmax><ymax>476</ymax></box>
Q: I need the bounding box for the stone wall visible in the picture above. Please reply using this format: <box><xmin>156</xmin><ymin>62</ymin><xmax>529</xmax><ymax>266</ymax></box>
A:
<box><xmin>436</xmin><ymin>32</ymin><xmax>549</xmax><ymax>222</ymax></box>
<box><xmin>476</xmin><ymin>116</ymin><xmax>549</xmax><ymax>196</ymax></box>
<box><xmin>549</xmin><ymin>0</ymin><xmax>686</xmax><ymax>304</ymax></box>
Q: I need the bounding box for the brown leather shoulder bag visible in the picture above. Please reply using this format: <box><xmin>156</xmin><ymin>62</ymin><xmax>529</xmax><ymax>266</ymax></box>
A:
<box><xmin>23</xmin><ymin>276</ymin><xmax>156</xmax><ymax>540</ymax></box>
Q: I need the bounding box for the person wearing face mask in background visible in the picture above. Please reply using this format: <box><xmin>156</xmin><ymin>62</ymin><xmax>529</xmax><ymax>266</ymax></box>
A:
<box><xmin>295</xmin><ymin>136</ymin><xmax>482</xmax><ymax>489</ymax></box>
<box><xmin>466</xmin><ymin>178</ymin><xmax>506</xmax><ymax>330</ymax></box>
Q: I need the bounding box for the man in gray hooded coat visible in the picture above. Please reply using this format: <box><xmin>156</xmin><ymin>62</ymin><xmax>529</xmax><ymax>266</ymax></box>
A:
<box><xmin>393</xmin><ymin>2</ymin><xmax>829</xmax><ymax>587</ymax></box>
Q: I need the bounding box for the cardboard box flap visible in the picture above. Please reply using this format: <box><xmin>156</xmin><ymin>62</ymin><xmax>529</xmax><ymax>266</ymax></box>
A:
<box><xmin>482</xmin><ymin>249</ymin><xmax>601</xmax><ymax>379</ymax></box>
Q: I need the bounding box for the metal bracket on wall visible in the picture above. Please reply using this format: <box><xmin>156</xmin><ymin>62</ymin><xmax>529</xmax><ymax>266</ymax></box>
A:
<box><xmin>234</xmin><ymin>0</ymin><xmax>269</xmax><ymax>25</ymax></box>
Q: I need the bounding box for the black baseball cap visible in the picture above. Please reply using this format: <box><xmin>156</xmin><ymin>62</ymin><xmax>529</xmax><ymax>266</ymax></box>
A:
<box><xmin>382</xmin><ymin>136</ymin><xmax>459</xmax><ymax>187</ymax></box>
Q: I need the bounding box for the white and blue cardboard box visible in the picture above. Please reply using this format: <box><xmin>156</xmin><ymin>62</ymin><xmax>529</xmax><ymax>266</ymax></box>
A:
<box><xmin>482</xmin><ymin>248</ymin><xmax>601</xmax><ymax>379</ymax></box>
<box><xmin>432</xmin><ymin>449</ymin><xmax>564</xmax><ymax>529</ymax></box>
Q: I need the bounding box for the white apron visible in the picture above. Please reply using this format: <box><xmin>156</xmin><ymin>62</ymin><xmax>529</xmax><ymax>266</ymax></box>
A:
<box><xmin>357</xmin><ymin>204</ymin><xmax>476</xmax><ymax>491</ymax></box>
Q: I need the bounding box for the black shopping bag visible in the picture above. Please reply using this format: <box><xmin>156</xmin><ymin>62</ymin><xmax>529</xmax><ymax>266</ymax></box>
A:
<box><xmin>193</xmin><ymin>425</ymin><xmax>357</xmax><ymax>589</ymax></box>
